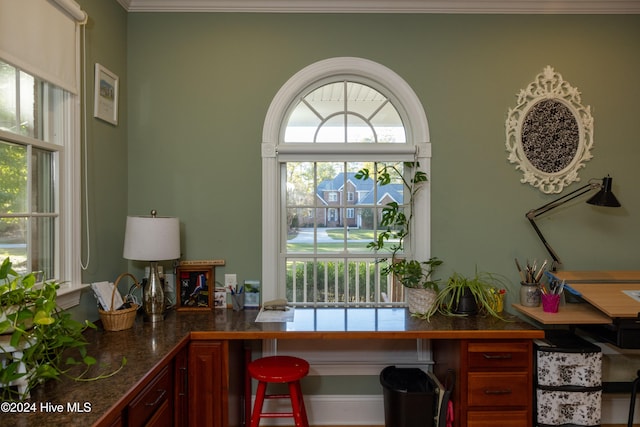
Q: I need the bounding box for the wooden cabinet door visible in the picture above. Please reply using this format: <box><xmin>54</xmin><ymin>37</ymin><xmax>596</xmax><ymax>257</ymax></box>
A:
<box><xmin>174</xmin><ymin>344</ymin><xmax>189</xmax><ymax>427</ymax></box>
<box><xmin>188</xmin><ymin>340</ymin><xmax>227</xmax><ymax>427</ymax></box>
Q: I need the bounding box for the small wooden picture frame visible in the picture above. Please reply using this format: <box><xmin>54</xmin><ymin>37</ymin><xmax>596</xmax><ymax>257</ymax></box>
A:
<box><xmin>176</xmin><ymin>265</ymin><xmax>214</xmax><ymax>311</ymax></box>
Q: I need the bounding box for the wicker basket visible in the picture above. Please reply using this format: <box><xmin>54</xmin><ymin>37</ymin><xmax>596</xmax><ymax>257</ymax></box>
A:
<box><xmin>99</xmin><ymin>273</ymin><xmax>140</xmax><ymax>332</ymax></box>
<box><xmin>406</xmin><ymin>287</ymin><xmax>437</xmax><ymax>314</ymax></box>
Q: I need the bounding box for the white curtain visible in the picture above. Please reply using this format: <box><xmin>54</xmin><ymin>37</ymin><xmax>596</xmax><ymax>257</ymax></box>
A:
<box><xmin>0</xmin><ymin>0</ymin><xmax>87</xmax><ymax>93</ymax></box>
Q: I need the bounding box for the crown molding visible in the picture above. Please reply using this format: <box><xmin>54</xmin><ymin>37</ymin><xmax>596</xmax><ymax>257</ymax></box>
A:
<box><xmin>120</xmin><ymin>0</ymin><xmax>640</xmax><ymax>14</ymax></box>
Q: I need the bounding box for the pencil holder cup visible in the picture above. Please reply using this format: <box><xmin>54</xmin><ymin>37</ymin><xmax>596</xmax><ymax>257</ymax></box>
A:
<box><xmin>541</xmin><ymin>294</ymin><xmax>561</xmax><ymax>313</ymax></box>
<box><xmin>231</xmin><ymin>293</ymin><xmax>245</xmax><ymax>311</ymax></box>
<box><xmin>520</xmin><ymin>282</ymin><xmax>541</xmax><ymax>307</ymax></box>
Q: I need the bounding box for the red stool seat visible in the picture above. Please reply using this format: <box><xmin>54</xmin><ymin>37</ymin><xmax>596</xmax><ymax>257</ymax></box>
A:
<box><xmin>248</xmin><ymin>356</ymin><xmax>310</xmax><ymax>427</ymax></box>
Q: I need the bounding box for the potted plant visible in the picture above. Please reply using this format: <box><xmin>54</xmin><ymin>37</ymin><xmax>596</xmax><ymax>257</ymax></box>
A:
<box><xmin>355</xmin><ymin>162</ymin><xmax>443</xmax><ymax>314</ymax></box>
<box><xmin>420</xmin><ymin>270</ymin><xmax>508</xmax><ymax>320</ymax></box>
<box><xmin>0</xmin><ymin>258</ymin><xmax>124</xmax><ymax>401</ymax></box>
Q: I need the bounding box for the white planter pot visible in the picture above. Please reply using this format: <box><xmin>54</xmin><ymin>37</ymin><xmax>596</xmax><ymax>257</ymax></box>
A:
<box><xmin>406</xmin><ymin>287</ymin><xmax>437</xmax><ymax>314</ymax></box>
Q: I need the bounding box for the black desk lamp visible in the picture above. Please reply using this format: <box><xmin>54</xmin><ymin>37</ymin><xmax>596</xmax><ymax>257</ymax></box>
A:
<box><xmin>525</xmin><ymin>175</ymin><xmax>621</xmax><ymax>271</ymax></box>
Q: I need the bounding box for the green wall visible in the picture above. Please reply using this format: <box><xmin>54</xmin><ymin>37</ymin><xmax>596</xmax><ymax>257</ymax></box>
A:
<box><xmin>71</xmin><ymin>4</ymin><xmax>640</xmax><ymax>403</ymax></box>
<box><xmin>71</xmin><ymin>4</ymin><xmax>640</xmax><ymax>326</ymax></box>
<box><xmin>71</xmin><ymin>0</ymin><xmax>128</xmax><ymax>321</ymax></box>
<box><xmin>126</xmin><ymin>12</ymin><xmax>640</xmax><ymax>301</ymax></box>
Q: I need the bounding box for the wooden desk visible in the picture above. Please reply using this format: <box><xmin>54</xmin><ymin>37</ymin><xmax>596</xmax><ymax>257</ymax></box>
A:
<box><xmin>4</xmin><ymin>308</ymin><xmax>543</xmax><ymax>427</ymax></box>
<box><xmin>515</xmin><ymin>271</ymin><xmax>640</xmax><ymax>349</ymax></box>
<box><xmin>567</xmin><ymin>283</ymin><xmax>640</xmax><ymax>318</ymax></box>
<box><xmin>550</xmin><ymin>270</ymin><xmax>640</xmax><ymax>319</ymax></box>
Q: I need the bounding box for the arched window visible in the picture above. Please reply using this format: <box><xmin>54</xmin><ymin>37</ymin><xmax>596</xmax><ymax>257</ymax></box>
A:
<box><xmin>262</xmin><ymin>57</ymin><xmax>431</xmax><ymax>306</ymax></box>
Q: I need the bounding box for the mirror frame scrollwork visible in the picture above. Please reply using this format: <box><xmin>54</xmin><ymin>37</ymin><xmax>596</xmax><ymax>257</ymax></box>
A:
<box><xmin>505</xmin><ymin>66</ymin><xmax>594</xmax><ymax>194</ymax></box>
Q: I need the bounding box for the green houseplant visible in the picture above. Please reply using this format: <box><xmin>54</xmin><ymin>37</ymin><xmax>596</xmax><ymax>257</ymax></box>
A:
<box><xmin>0</xmin><ymin>258</ymin><xmax>124</xmax><ymax>401</ymax></box>
<box><xmin>355</xmin><ymin>162</ymin><xmax>443</xmax><ymax>314</ymax></box>
<box><xmin>420</xmin><ymin>270</ymin><xmax>508</xmax><ymax>320</ymax></box>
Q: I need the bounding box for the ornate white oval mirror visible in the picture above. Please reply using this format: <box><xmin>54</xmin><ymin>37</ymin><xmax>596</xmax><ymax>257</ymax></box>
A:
<box><xmin>505</xmin><ymin>66</ymin><xmax>594</xmax><ymax>194</ymax></box>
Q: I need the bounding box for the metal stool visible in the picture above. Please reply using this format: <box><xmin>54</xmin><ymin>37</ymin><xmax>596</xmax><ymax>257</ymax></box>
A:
<box><xmin>248</xmin><ymin>355</ymin><xmax>310</xmax><ymax>427</ymax></box>
<box><xmin>629</xmin><ymin>370</ymin><xmax>640</xmax><ymax>427</ymax></box>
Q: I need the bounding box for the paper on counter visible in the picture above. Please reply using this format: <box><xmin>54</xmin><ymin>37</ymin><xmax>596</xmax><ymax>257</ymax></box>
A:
<box><xmin>255</xmin><ymin>307</ymin><xmax>295</xmax><ymax>322</ymax></box>
<box><xmin>622</xmin><ymin>290</ymin><xmax>640</xmax><ymax>303</ymax></box>
<box><xmin>91</xmin><ymin>281</ymin><xmax>124</xmax><ymax>311</ymax></box>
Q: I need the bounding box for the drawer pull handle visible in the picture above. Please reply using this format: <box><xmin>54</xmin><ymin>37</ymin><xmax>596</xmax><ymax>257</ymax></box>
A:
<box><xmin>482</xmin><ymin>353</ymin><xmax>512</xmax><ymax>360</ymax></box>
<box><xmin>484</xmin><ymin>388</ymin><xmax>512</xmax><ymax>395</ymax></box>
<box><xmin>146</xmin><ymin>389</ymin><xmax>167</xmax><ymax>407</ymax></box>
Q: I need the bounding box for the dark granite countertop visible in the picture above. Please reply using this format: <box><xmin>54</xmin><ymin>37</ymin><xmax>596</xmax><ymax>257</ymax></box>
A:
<box><xmin>2</xmin><ymin>307</ymin><xmax>541</xmax><ymax>426</ymax></box>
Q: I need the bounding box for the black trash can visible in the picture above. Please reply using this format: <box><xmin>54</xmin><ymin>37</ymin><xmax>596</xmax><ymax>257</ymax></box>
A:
<box><xmin>380</xmin><ymin>366</ymin><xmax>438</xmax><ymax>427</ymax></box>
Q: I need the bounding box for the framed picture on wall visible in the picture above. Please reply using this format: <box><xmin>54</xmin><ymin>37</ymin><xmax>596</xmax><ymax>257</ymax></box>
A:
<box><xmin>93</xmin><ymin>63</ymin><xmax>119</xmax><ymax>125</ymax></box>
<box><xmin>176</xmin><ymin>264</ymin><xmax>214</xmax><ymax>311</ymax></box>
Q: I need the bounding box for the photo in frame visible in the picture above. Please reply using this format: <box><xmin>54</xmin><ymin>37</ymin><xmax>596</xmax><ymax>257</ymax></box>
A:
<box><xmin>176</xmin><ymin>264</ymin><xmax>214</xmax><ymax>311</ymax></box>
<box><xmin>93</xmin><ymin>63</ymin><xmax>119</xmax><ymax>125</ymax></box>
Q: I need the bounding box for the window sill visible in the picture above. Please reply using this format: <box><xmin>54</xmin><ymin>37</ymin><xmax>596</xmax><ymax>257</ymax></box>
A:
<box><xmin>56</xmin><ymin>283</ymin><xmax>89</xmax><ymax>310</ymax></box>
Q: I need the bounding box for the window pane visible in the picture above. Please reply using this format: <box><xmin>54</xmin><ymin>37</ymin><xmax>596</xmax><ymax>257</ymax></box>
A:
<box><xmin>346</xmin><ymin>115</ymin><xmax>374</xmax><ymax>143</ymax></box>
<box><xmin>316</xmin><ymin>115</ymin><xmax>345</xmax><ymax>143</ymax></box>
<box><xmin>0</xmin><ymin>217</ymin><xmax>26</xmax><ymax>275</ymax></box>
<box><xmin>0</xmin><ymin>140</ymin><xmax>27</xmax><ymax>213</ymax></box>
<box><xmin>0</xmin><ymin>62</ymin><xmax>17</xmax><ymax>133</ymax></box>
<box><xmin>19</xmin><ymin>70</ymin><xmax>35</xmax><ymax>138</ymax></box>
<box><xmin>32</xmin><ymin>216</ymin><xmax>54</xmax><ymax>279</ymax></box>
<box><xmin>32</xmin><ymin>148</ymin><xmax>55</xmax><ymax>213</ymax></box>
<box><xmin>284</xmin><ymin>80</ymin><xmax>405</xmax><ymax>145</ymax></box>
<box><xmin>371</xmin><ymin>103</ymin><xmax>406</xmax><ymax>143</ymax></box>
<box><xmin>285</xmin><ymin>101</ymin><xmax>320</xmax><ymax>143</ymax></box>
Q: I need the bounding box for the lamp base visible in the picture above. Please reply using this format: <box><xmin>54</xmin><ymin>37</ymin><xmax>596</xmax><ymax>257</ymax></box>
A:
<box><xmin>144</xmin><ymin>261</ymin><xmax>165</xmax><ymax>322</ymax></box>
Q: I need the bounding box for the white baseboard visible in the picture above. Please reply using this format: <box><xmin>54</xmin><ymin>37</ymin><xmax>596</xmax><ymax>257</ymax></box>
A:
<box><xmin>257</xmin><ymin>395</ymin><xmax>384</xmax><ymax>426</ymax></box>
<box><xmin>255</xmin><ymin>394</ymin><xmax>638</xmax><ymax>426</ymax></box>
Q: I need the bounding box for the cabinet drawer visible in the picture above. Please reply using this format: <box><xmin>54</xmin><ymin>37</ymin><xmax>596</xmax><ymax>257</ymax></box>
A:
<box><xmin>468</xmin><ymin>410</ymin><xmax>529</xmax><ymax>427</ymax></box>
<box><xmin>467</xmin><ymin>341</ymin><xmax>530</xmax><ymax>369</ymax></box>
<box><xmin>128</xmin><ymin>365</ymin><xmax>172</xmax><ymax>427</ymax></box>
<box><xmin>468</xmin><ymin>371</ymin><xmax>529</xmax><ymax>407</ymax></box>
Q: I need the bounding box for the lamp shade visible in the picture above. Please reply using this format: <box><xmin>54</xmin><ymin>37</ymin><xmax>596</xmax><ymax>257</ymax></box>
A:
<box><xmin>123</xmin><ymin>214</ymin><xmax>180</xmax><ymax>261</ymax></box>
<box><xmin>586</xmin><ymin>176</ymin><xmax>621</xmax><ymax>207</ymax></box>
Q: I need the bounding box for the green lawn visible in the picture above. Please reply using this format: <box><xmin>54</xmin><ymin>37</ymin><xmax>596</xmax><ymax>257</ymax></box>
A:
<box><xmin>325</xmin><ymin>228</ymin><xmax>375</xmax><ymax>240</ymax></box>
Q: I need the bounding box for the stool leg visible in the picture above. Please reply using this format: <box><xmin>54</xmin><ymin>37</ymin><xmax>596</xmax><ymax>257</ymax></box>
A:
<box><xmin>629</xmin><ymin>372</ymin><xmax>640</xmax><ymax>427</ymax></box>
<box><xmin>251</xmin><ymin>381</ymin><xmax>267</xmax><ymax>427</ymax></box>
<box><xmin>289</xmin><ymin>380</ymin><xmax>309</xmax><ymax>427</ymax></box>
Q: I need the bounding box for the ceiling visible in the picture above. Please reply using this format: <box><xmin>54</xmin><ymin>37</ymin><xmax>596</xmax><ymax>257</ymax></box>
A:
<box><xmin>116</xmin><ymin>0</ymin><xmax>640</xmax><ymax>14</ymax></box>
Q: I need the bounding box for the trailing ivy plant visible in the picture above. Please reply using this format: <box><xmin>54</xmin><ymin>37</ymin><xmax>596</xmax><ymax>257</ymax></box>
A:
<box><xmin>355</xmin><ymin>162</ymin><xmax>442</xmax><ymax>290</ymax></box>
<box><xmin>0</xmin><ymin>258</ymin><xmax>126</xmax><ymax>401</ymax></box>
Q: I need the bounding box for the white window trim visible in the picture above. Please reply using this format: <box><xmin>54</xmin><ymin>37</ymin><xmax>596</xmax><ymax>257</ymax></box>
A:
<box><xmin>262</xmin><ymin>57</ymin><xmax>431</xmax><ymax>302</ymax></box>
<box><xmin>56</xmin><ymin>91</ymin><xmax>85</xmax><ymax>309</ymax></box>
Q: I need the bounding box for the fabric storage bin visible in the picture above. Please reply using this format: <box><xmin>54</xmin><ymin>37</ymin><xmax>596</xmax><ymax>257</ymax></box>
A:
<box><xmin>535</xmin><ymin>331</ymin><xmax>602</xmax><ymax>427</ymax></box>
<box><xmin>536</xmin><ymin>388</ymin><xmax>602</xmax><ymax>427</ymax></box>
<box><xmin>537</xmin><ymin>349</ymin><xmax>602</xmax><ymax>388</ymax></box>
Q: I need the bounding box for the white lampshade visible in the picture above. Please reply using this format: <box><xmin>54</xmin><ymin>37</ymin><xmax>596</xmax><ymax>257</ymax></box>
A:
<box><xmin>123</xmin><ymin>214</ymin><xmax>180</xmax><ymax>261</ymax></box>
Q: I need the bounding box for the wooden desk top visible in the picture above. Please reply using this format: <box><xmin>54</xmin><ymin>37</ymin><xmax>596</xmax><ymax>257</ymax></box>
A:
<box><xmin>546</xmin><ymin>271</ymin><xmax>640</xmax><ymax>318</ymax></box>
<box><xmin>512</xmin><ymin>303</ymin><xmax>612</xmax><ymax>325</ymax></box>
<box><xmin>566</xmin><ymin>283</ymin><xmax>640</xmax><ymax>318</ymax></box>
<box><xmin>550</xmin><ymin>270</ymin><xmax>640</xmax><ymax>283</ymax></box>
<box><xmin>189</xmin><ymin>307</ymin><xmax>544</xmax><ymax>340</ymax></box>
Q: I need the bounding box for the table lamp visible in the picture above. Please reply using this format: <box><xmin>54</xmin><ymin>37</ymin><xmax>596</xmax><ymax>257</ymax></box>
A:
<box><xmin>123</xmin><ymin>210</ymin><xmax>180</xmax><ymax>322</ymax></box>
<box><xmin>525</xmin><ymin>175</ymin><xmax>621</xmax><ymax>271</ymax></box>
